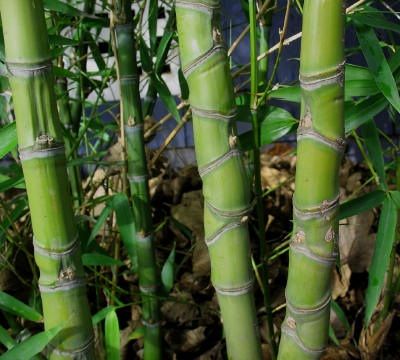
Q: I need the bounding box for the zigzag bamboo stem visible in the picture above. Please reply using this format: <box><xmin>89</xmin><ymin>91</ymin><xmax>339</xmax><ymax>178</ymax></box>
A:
<box><xmin>0</xmin><ymin>1</ymin><xmax>95</xmax><ymax>358</ymax></box>
<box><xmin>277</xmin><ymin>1</ymin><xmax>345</xmax><ymax>359</ymax></box>
<box><xmin>111</xmin><ymin>1</ymin><xmax>161</xmax><ymax>359</ymax></box>
<box><xmin>176</xmin><ymin>1</ymin><xmax>262</xmax><ymax>358</ymax></box>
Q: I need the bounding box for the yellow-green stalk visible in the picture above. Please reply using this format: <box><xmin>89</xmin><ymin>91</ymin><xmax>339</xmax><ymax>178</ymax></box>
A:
<box><xmin>176</xmin><ymin>1</ymin><xmax>262</xmax><ymax>359</ymax></box>
<box><xmin>0</xmin><ymin>1</ymin><xmax>95</xmax><ymax>358</ymax></box>
<box><xmin>110</xmin><ymin>1</ymin><xmax>161</xmax><ymax>359</ymax></box>
<box><xmin>277</xmin><ymin>1</ymin><xmax>345</xmax><ymax>359</ymax></box>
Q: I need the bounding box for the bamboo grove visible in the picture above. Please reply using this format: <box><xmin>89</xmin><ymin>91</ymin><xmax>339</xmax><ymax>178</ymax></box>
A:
<box><xmin>0</xmin><ymin>0</ymin><xmax>399</xmax><ymax>359</ymax></box>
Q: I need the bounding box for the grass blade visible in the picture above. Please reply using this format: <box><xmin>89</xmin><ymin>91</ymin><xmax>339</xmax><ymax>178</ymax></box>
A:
<box><xmin>105</xmin><ymin>309</ymin><xmax>120</xmax><ymax>360</ymax></box>
<box><xmin>0</xmin><ymin>292</ymin><xmax>42</xmax><ymax>323</ymax></box>
<box><xmin>365</xmin><ymin>196</ymin><xmax>397</xmax><ymax>324</ymax></box>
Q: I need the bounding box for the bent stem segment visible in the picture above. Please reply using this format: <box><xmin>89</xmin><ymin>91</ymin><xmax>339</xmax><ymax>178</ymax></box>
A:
<box><xmin>176</xmin><ymin>1</ymin><xmax>262</xmax><ymax>359</ymax></box>
<box><xmin>110</xmin><ymin>1</ymin><xmax>162</xmax><ymax>359</ymax></box>
<box><xmin>0</xmin><ymin>0</ymin><xmax>95</xmax><ymax>359</ymax></box>
<box><xmin>277</xmin><ymin>1</ymin><xmax>345</xmax><ymax>359</ymax></box>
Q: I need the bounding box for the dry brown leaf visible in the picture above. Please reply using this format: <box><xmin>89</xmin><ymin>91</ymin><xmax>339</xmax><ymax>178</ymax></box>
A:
<box><xmin>333</xmin><ymin>264</ymin><xmax>352</xmax><ymax>299</ymax></box>
<box><xmin>359</xmin><ymin>312</ymin><xmax>394</xmax><ymax>360</ymax></box>
<box><xmin>339</xmin><ymin>211</ymin><xmax>375</xmax><ymax>272</ymax></box>
<box><xmin>161</xmin><ymin>292</ymin><xmax>199</xmax><ymax>325</ymax></box>
<box><xmin>165</xmin><ymin>326</ymin><xmax>206</xmax><ymax>352</ymax></box>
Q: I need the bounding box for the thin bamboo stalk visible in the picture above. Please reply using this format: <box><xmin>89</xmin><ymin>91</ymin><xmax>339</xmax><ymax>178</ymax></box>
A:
<box><xmin>0</xmin><ymin>0</ymin><xmax>95</xmax><ymax>358</ymax></box>
<box><xmin>176</xmin><ymin>1</ymin><xmax>262</xmax><ymax>358</ymax></box>
<box><xmin>110</xmin><ymin>1</ymin><xmax>162</xmax><ymax>359</ymax></box>
<box><xmin>277</xmin><ymin>1</ymin><xmax>345</xmax><ymax>359</ymax></box>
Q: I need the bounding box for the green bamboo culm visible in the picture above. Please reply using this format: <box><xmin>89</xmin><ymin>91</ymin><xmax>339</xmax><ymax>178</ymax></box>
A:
<box><xmin>0</xmin><ymin>1</ymin><xmax>95</xmax><ymax>359</ymax></box>
<box><xmin>176</xmin><ymin>1</ymin><xmax>262</xmax><ymax>359</ymax></box>
<box><xmin>110</xmin><ymin>1</ymin><xmax>162</xmax><ymax>359</ymax></box>
<box><xmin>277</xmin><ymin>1</ymin><xmax>345</xmax><ymax>359</ymax></box>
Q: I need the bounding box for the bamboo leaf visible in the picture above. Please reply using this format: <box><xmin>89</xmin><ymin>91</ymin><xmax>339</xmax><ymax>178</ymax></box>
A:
<box><xmin>109</xmin><ymin>193</ymin><xmax>137</xmax><ymax>272</ymax></box>
<box><xmin>269</xmin><ymin>85</ymin><xmax>301</xmax><ymax>103</ymax></box>
<box><xmin>0</xmin><ymin>292</ymin><xmax>42</xmax><ymax>323</ymax></box>
<box><xmin>152</xmin><ymin>74</ymin><xmax>181</xmax><ymax>122</ymax></box>
<box><xmin>148</xmin><ymin>0</ymin><xmax>158</xmax><ymax>51</ymax></box>
<box><xmin>238</xmin><ymin>107</ymin><xmax>297</xmax><ymax>151</ymax></box>
<box><xmin>0</xmin><ymin>325</ymin><xmax>15</xmax><ymax>350</ymax></box>
<box><xmin>390</xmin><ymin>191</ymin><xmax>400</xmax><ymax>208</ymax></box>
<box><xmin>0</xmin><ymin>325</ymin><xmax>62</xmax><ymax>360</ymax></box>
<box><xmin>0</xmin><ymin>122</ymin><xmax>17</xmax><ymax>159</ymax></box>
<box><xmin>352</xmin><ymin>9</ymin><xmax>400</xmax><ymax>35</ymax></box>
<box><xmin>105</xmin><ymin>309</ymin><xmax>120</xmax><ymax>360</ymax></box>
<box><xmin>339</xmin><ymin>190</ymin><xmax>385</xmax><ymax>220</ymax></box>
<box><xmin>345</xmin><ymin>95</ymin><xmax>388</xmax><ymax>133</ymax></box>
<box><xmin>355</xmin><ymin>24</ymin><xmax>400</xmax><ymax>113</ymax></box>
<box><xmin>139</xmin><ymin>38</ymin><xmax>153</xmax><ymax>73</ymax></box>
<box><xmin>43</xmin><ymin>0</ymin><xmax>85</xmax><ymax>16</ymax></box>
<box><xmin>365</xmin><ymin>196</ymin><xmax>398</xmax><ymax>325</ymax></box>
<box><xmin>86</xmin><ymin>205</ymin><xmax>113</xmax><ymax>249</ymax></box>
<box><xmin>92</xmin><ymin>306</ymin><xmax>116</xmax><ymax>326</ymax></box>
<box><xmin>359</xmin><ymin>120</ymin><xmax>387</xmax><ymax>189</ymax></box>
<box><xmin>128</xmin><ymin>326</ymin><xmax>145</xmax><ymax>340</ymax></box>
<box><xmin>331</xmin><ymin>301</ymin><xmax>350</xmax><ymax>331</ymax></box>
<box><xmin>161</xmin><ymin>244</ymin><xmax>176</xmax><ymax>293</ymax></box>
<box><xmin>178</xmin><ymin>68</ymin><xmax>189</xmax><ymax>100</ymax></box>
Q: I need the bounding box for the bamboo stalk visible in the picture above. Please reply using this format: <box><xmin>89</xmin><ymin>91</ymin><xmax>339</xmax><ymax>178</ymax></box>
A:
<box><xmin>0</xmin><ymin>1</ymin><xmax>95</xmax><ymax>358</ymax></box>
<box><xmin>176</xmin><ymin>1</ymin><xmax>262</xmax><ymax>358</ymax></box>
<box><xmin>110</xmin><ymin>1</ymin><xmax>162</xmax><ymax>359</ymax></box>
<box><xmin>277</xmin><ymin>1</ymin><xmax>345</xmax><ymax>359</ymax></box>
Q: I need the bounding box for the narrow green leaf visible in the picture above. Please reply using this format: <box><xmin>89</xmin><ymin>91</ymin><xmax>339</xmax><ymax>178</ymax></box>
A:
<box><xmin>269</xmin><ymin>85</ymin><xmax>301</xmax><ymax>103</ymax></box>
<box><xmin>82</xmin><ymin>253</ymin><xmax>124</xmax><ymax>267</ymax></box>
<box><xmin>128</xmin><ymin>326</ymin><xmax>145</xmax><ymax>340</ymax></box>
<box><xmin>359</xmin><ymin>120</ymin><xmax>387</xmax><ymax>189</ymax></box>
<box><xmin>365</xmin><ymin>197</ymin><xmax>398</xmax><ymax>324</ymax></box>
<box><xmin>0</xmin><ymin>325</ymin><xmax>15</xmax><ymax>350</ymax></box>
<box><xmin>43</xmin><ymin>0</ymin><xmax>85</xmax><ymax>16</ymax></box>
<box><xmin>109</xmin><ymin>193</ymin><xmax>137</xmax><ymax>271</ymax></box>
<box><xmin>339</xmin><ymin>190</ymin><xmax>385</xmax><ymax>220</ymax></box>
<box><xmin>0</xmin><ymin>326</ymin><xmax>62</xmax><ymax>360</ymax></box>
<box><xmin>152</xmin><ymin>75</ymin><xmax>180</xmax><ymax>122</ymax></box>
<box><xmin>92</xmin><ymin>306</ymin><xmax>115</xmax><ymax>326</ymax></box>
<box><xmin>0</xmin><ymin>292</ymin><xmax>42</xmax><ymax>323</ymax></box>
<box><xmin>355</xmin><ymin>24</ymin><xmax>400</xmax><ymax>113</ymax></box>
<box><xmin>390</xmin><ymin>191</ymin><xmax>400</xmax><ymax>208</ymax></box>
<box><xmin>105</xmin><ymin>309</ymin><xmax>120</xmax><ymax>360</ymax></box>
<box><xmin>331</xmin><ymin>301</ymin><xmax>350</xmax><ymax>331</ymax></box>
<box><xmin>178</xmin><ymin>68</ymin><xmax>189</xmax><ymax>100</ymax></box>
<box><xmin>86</xmin><ymin>205</ymin><xmax>113</xmax><ymax>249</ymax></box>
<box><xmin>0</xmin><ymin>123</ymin><xmax>17</xmax><ymax>159</ymax></box>
<box><xmin>161</xmin><ymin>244</ymin><xmax>176</xmax><ymax>293</ymax></box>
<box><xmin>329</xmin><ymin>325</ymin><xmax>340</xmax><ymax>346</ymax></box>
<box><xmin>139</xmin><ymin>38</ymin><xmax>153</xmax><ymax>73</ymax></box>
<box><xmin>352</xmin><ymin>10</ymin><xmax>400</xmax><ymax>35</ymax></box>
<box><xmin>345</xmin><ymin>95</ymin><xmax>388</xmax><ymax>133</ymax></box>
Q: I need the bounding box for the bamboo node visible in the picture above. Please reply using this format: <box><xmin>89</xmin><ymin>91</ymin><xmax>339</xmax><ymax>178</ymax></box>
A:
<box><xmin>229</xmin><ymin>135</ymin><xmax>237</xmax><ymax>148</ymax></box>
<box><xmin>325</xmin><ymin>227</ymin><xmax>335</xmax><ymax>243</ymax></box>
<box><xmin>59</xmin><ymin>267</ymin><xmax>76</xmax><ymax>281</ymax></box>
<box><xmin>36</xmin><ymin>134</ymin><xmax>54</xmax><ymax>148</ymax></box>
<box><xmin>293</xmin><ymin>231</ymin><xmax>305</xmax><ymax>244</ymax></box>
<box><xmin>287</xmin><ymin>317</ymin><xmax>296</xmax><ymax>329</ymax></box>
<box><xmin>300</xmin><ymin>108</ymin><xmax>312</xmax><ymax>129</ymax></box>
<box><xmin>241</xmin><ymin>215</ymin><xmax>249</xmax><ymax>224</ymax></box>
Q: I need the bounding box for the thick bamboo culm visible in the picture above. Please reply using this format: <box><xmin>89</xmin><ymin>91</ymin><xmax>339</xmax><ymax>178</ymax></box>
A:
<box><xmin>176</xmin><ymin>1</ymin><xmax>262</xmax><ymax>359</ymax></box>
<box><xmin>0</xmin><ymin>1</ymin><xmax>95</xmax><ymax>359</ymax></box>
<box><xmin>110</xmin><ymin>1</ymin><xmax>162</xmax><ymax>359</ymax></box>
<box><xmin>277</xmin><ymin>1</ymin><xmax>345</xmax><ymax>359</ymax></box>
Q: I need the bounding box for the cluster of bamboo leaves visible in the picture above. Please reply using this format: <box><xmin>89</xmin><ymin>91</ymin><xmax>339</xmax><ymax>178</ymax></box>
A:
<box><xmin>0</xmin><ymin>0</ymin><xmax>398</xmax><ymax>359</ymax></box>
